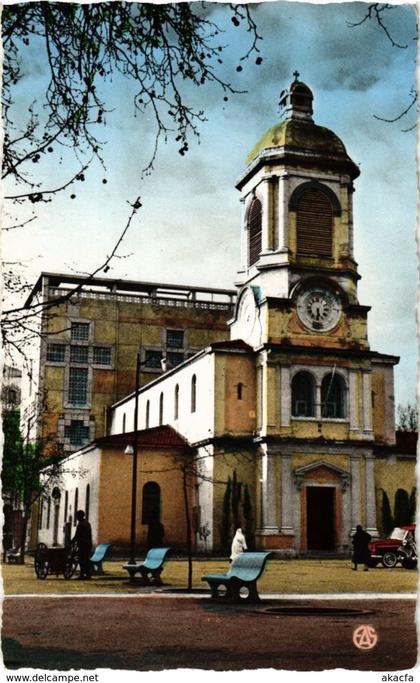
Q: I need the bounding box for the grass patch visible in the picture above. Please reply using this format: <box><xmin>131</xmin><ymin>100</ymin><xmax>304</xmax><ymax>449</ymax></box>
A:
<box><xmin>2</xmin><ymin>558</ymin><xmax>417</xmax><ymax>595</ymax></box>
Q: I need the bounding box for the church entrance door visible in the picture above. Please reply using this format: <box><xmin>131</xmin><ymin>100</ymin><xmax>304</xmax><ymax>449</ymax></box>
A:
<box><xmin>306</xmin><ymin>486</ymin><xmax>335</xmax><ymax>550</ymax></box>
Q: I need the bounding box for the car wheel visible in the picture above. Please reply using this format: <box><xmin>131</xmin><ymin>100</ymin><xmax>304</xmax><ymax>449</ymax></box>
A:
<box><xmin>382</xmin><ymin>551</ymin><xmax>398</xmax><ymax>568</ymax></box>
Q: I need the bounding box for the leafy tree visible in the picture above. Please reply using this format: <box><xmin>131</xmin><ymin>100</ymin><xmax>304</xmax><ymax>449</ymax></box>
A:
<box><xmin>396</xmin><ymin>403</ymin><xmax>418</xmax><ymax>432</ymax></box>
<box><xmin>380</xmin><ymin>489</ymin><xmax>394</xmax><ymax>535</ymax></box>
<box><xmin>2</xmin><ymin>408</ymin><xmax>77</xmax><ymax>563</ymax></box>
<box><xmin>2</xmin><ymin>2</ymin><xmax>262</xmax><ymax>363</ymax></box>
<box><xmin>393</xmin><ymin>488</ymin><xmax>410</xmax><ymax>527</ymax></box>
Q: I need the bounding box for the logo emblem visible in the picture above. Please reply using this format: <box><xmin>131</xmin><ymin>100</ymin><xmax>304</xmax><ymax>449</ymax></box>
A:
<box><xmin>353</xmin><ymin>624</ymin><xmax>378</xmax><ymax>650</ymax></box>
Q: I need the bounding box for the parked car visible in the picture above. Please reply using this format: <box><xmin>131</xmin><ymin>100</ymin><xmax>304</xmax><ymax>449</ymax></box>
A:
<box><xmin>368</xmin><ymin>525</ymin><xmax>416</xmax><ymax>568</ymax></box>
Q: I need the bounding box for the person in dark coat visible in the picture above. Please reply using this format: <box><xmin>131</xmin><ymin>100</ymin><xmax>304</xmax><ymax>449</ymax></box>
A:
<box><xmin>352</xmin><ymin>525</ymin><xmax>371</xmax><ymax>571</ymax></box>
<box><xmin>72</xmin><ymin>510</ymin><xmax>93</xmax><ymax>579</ymax></box>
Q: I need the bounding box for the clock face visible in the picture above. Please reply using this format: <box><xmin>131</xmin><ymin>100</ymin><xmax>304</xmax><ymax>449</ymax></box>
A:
<box><xmin>237</xmin><ymin>287</ymin><xmax>257</xmax><ymax>337</ymax></box>
<box><xmin>296</xmin><ymin>286</ymin><xmax>342</xmax><ymax>332</ymax></box>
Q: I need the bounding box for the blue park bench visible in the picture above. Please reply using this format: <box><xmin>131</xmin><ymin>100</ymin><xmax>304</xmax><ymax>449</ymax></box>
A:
<box><xmin>89</xmin><ymin>543</ymin><xmax>112</xmax><ymax>575</ymax></box>
<box><xmin>202</xmin><ymin>551</ymin><xmax>272</xmax><ymax>602</ymax></box>
<box><xmin>123</xmin><ymin>547</ymin><xmax>172</xmax><ymax>584</ymax></box>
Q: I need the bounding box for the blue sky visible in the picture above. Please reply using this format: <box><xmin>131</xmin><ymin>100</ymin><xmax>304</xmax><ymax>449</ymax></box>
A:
<box><xmin>4</xmin><ymin>1</ymin><xmax>417</xmax><ymax>408</ymax></box>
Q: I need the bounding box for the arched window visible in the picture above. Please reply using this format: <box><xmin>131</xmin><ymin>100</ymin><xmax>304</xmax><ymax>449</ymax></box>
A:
<box><xmin>141</xmin><ymin>481</ymin><xmax>161</xmax><ymax>524</ymax></box>
<box><xmin>46</xmin><ymin>497</ymin><xmax>51</xmax><ymax>529</ymax></box>
<box><xmin>159</xmin><ymin>393</ymin><xmax>164</xmax><ymax>426</ymax></box>
<box><xmin>85</xmin><ymin>484</ymin><xmax>90</xmax><ymax>520</ymax></box>
<box><xmin>38</xmin><ymin>498</ymin><xmax>45</xmax><ymax>530</ymax></box>
<box><xmin>122</xmin><ymin>413</ymin><xmax>126</xmax><ymax>433</ymax></box>
<box><xmin>74</xmin><ymin>488</ymin><xmax>79</xmax><ymax>525</ymax></box>
<box><xmin>248</xmin><ymin>197</ymin><xmax>262</xmax><ymax>266</ymax></box>
<box><xmin>146</xmin><ymin>400</ymin><xmax>150</xmax><ymax>429</ymax></box>
<box><xmin>174</xmin><ymin>384</ymin><xmax>179</xmax><ymax>420</ymax></box>
<box><xmin>321</xmin><ymin>373</ymin><xmax>346</xmax><ymax>418</ymax></box>
<box><xmin>7</xmin><ymin>388</ymin><xmax>17</xmax><ymax>405</ymax></box>
<box><xmin>64</xmin><ymin>491</ymin><xmax>69</xmax><ymax>522</ymax></box>
<box><xmin>296</xmin><ymin>188</ymin><xmax>333</xmax><ymax>257</ymax></box>
<box><xmin>51</xmin><ymin>488</ymin><xmax>61</xmax><ymax>546</ymax></box>
<box><xmin>292</xmin><ymin>372</ymin><xmax>315</xmax><ymax>417</ymax></box>
<box><xmin>191</xmin><ymin>375</ymin><xmax>197</xmax><ymax>413</ymax></box>
<box><xmin>237</xmin><ymin>383</ymin><xmax>243</xmax><ymax>400</ymax></box>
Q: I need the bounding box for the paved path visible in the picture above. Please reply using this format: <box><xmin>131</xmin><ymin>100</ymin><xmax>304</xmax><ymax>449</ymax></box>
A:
<box><xmin>2</xmin><ymin>595</ymin><xmax>417</xmax><ymax>672</ymax></box>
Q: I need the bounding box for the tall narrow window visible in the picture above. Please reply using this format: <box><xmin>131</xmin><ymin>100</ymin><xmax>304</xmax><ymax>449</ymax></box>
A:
<box><xmin>38</xmin><ymin>498</ymin><xmax>44</xmax><ymax>530</ymax></box>
<box><xmin>74</xmin><ymin>488</ymin><xmax>79</xmax><ymax>525</ymax></box>
<box><xmin>174</xmin><ymin>384</ymin><xmax>179</xmax><ymax>420</ymax></box>
<box><xmin>46</xmin><ymin>497</ymin><xmax>51</xmax><ymax>530</ymax></box>
<box><xmin>248</xmin><ymin>198</ymin><xmax>262</xmax><ymax>266</ymax></box>
<box><xmin>85</xmin><ymin>484</ymin><xmax>90</xmax><ymax>520</ymax></box>
<box><xmin>292</xmin><ymin>372</ymin><xmax>315</xmax><ymax>417</ymax></box>
<box><xmin>122</xmin><ymin>413</ymin><xmax>126</xmax><ymax>433</ymax></box>
<box><xmin>141</xmin><ymin>482</ymin><xmax>161</xmax><ymax>524</ymax></box>
<box><xmin>237</xmin><ymin>383</ymin><xmax>243</xmax><ymax>400</ymax></box>
<box><xmin>191</xmin><ymin>375</ymin><xmax>197</xmax><ymax>413</ymax></box>
<box><xmin>296</xmin><ymin>189</ymin><xmax>333</xmax><ymax>257</ymax></box>
<box><xmin>146</xmin><ymin>400</ymin><xmax>150</xmax><ymax>429</ymax></box>
<box><xmin>159</xmin><ymin>393</ymin><xmax>164</xmax><ymax>426</ymax></box>
<box><xmin>64</xmin><ymin>491</ymin><xmax>69</xmax><ymax>523</ymax></box>
<box><xmin>68</xmin><ymin>367</ymin><xmax>88</xmax><ymax>406</ymax></box>
<box><xmin>321</xmin><ymin>373</ymin><xmax>346</xmax><ymax>418</ymax></box>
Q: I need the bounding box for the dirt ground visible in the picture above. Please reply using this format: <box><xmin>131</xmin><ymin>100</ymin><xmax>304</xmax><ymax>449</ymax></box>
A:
<box><xmin>2</xmin><ymin>595</ymin><xmax>417</xmax><ymax>672</ymax></box>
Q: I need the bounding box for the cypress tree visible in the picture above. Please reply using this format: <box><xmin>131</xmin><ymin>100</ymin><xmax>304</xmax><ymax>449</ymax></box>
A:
<box><xmin>381</xmin><ymin>490</ymin><xmax>394</xmax><ymax>535</ymax></box>
<box><xmin>243</xmin><ymin>483</ymin><xmax>254</xmax><ymax>550</ymax></box>
<box><xmin>394</xmin><ymin>488</ymin><xmax>410</xmax><ymax>527</ymax></box>
<box><xmin>408</xmin><ymin>486</ymin><xmax>417</xmax><ymax>524</ymax></box>
<box><xmin>220</xmin><ymin>477</ymin><xmax>232</xmax><ymax>553</ymax></box>
<box><xmin>231</xmin><ymin>469</ymin><xmax>242</xmax><ymax>530</ymax></box>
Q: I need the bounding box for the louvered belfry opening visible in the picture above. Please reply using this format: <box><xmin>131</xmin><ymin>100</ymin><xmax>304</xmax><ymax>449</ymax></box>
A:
<box><xmin>248</xmin><ymin>197</ymin><xmax>262</xmax><ymax>266</ymax></box>
<box><xmin>296</xmin><ymin>189</ymin><xmax>333</xmax><ymax>257</ymax></box>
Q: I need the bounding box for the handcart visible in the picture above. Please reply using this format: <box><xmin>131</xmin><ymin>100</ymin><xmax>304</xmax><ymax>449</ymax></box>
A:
<box><xmin>34</xmin><ymin>542</ymin><xmax>79</xmax><ymax>580</ymax></box>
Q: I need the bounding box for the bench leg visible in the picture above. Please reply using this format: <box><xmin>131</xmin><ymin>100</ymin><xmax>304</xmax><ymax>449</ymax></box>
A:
<box><xmin>229</xmin><ymin>580</ymin><xmax>259</xmax><ymax>603</ymax></box>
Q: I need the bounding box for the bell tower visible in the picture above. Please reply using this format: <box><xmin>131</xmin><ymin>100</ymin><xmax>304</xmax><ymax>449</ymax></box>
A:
<box><xmin>230</xmin><ymin>74</ymin><xmax>367</xmax><ymax>350</ymax></box>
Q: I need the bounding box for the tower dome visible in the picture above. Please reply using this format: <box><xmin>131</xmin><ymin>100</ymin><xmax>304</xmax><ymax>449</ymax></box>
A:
<box><xmin>242</xmin><ymin>75</ymin><xmax>360</xmax><ymax>182</ymax></box>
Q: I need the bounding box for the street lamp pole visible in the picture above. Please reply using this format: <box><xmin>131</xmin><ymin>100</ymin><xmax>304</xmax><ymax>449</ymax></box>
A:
<box><xmin>129</xmin><ymin>352</ymin><xmax>141</xmax><ymax>565</ymax></box>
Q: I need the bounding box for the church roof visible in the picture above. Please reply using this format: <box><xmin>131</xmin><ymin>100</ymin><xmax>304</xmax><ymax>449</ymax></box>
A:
<box><xmin>94</xmin><ymin>426</ymin><xmax>190</xmax><ymax>450</ymax></box>
<box><xmin>209</xmin><ymin>339</ymin><xmax>253</xmax><ymax>352</ymax></box>
<box><xmin>246</xmin><ymin>118</ymin><xmax>358</xmax><ymax>173</ymax></box>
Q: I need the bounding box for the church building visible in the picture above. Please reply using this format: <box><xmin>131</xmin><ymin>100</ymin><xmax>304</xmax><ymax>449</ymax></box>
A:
<box><xmin>37</xmin><ymin>77</ymin><xmax>415</xmax><ymax>556</ymax></box>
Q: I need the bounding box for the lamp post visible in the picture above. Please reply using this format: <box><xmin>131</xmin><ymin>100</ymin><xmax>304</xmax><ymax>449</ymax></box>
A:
<box><xmin>125</xmin><ymin>353</ymin><xmax>167</xmax><ymax>566</ymax></box>
<box><xmin>126</xmin><ymin>352</ymin><xmax>142</xmax><ymax>565</ymax></box>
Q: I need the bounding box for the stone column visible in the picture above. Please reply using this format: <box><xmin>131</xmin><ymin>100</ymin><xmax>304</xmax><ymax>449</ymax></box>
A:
<box><xmin>348</xmin><ymin>369</ymin><xmax>359</xmax><ymax>431</ymax></box>
<box><xmin>196</xmin><ymin>446</ymin><xmax>214</xmax><ymax>551</ymax></box>
<box><xmin>362</xmin><ymin>369</ymin><xmax>373</xmax><ymax>433</ymax></box>
<box><xmin>239</xmin><ymin>197</ymin><xmax>247</xmax><ymax>274</ymax></box>
<box><xmin>260</xmin><ymin>178</ymin><xmax>272</xmax><ymax>253</ymax></box>
<box><xmin>350</xmin><ymin>455</ymin><xmax>361</xmax><ymax>533</ymax></box>
<box><xmin>277</xmin><ymin>174</ymin><xmax>289</xmax><ymax>252</ymax></box>
<box><xmin>348</xmin><ymin>186</ymin><xmax>355</xmax><ymax>258</ymax></box>
<box><xmin>260</xmin><ymin>445</ymin><xmax>278</xmax><ymax>532</ymax></box>
<box><xmin>280</xmin><ymin>454</ymin><xmax>294</xmax><ymax>534</ymax></box>
<box><xmin>280</xmin><ymin>365</ymin><xmax>291</xmax><ymax>427</ymax></box>
<box><xmin>365</xmin><ymin>453</ymin><xmax>378</xmax><ymax>537</ymax></box>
